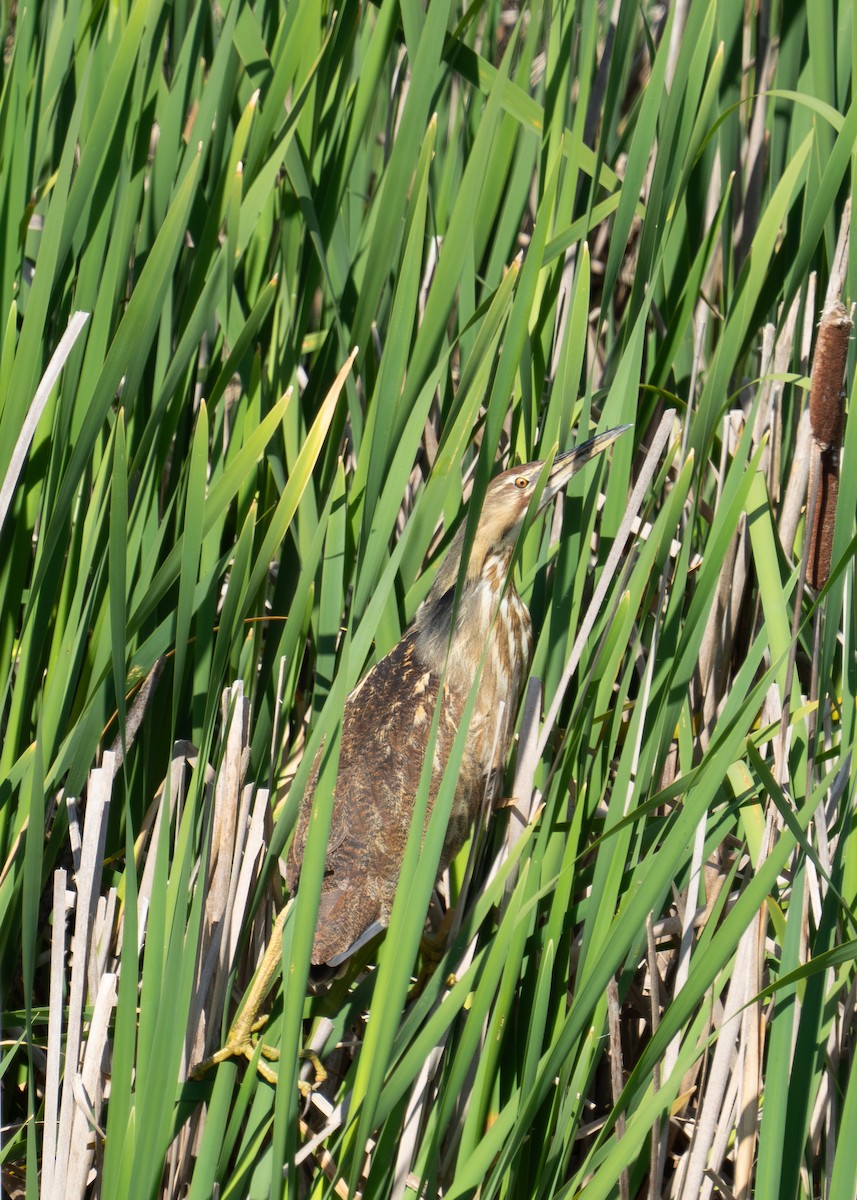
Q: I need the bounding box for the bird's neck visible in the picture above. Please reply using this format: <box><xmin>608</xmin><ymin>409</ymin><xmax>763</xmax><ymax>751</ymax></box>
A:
<box><xmin>425</xmin><ymin>520</ymin><xmax>517</xmax><ymax>609</ymax></box>
<box><xmin>412</xmin><ymin>542</ymin><xmax>523</xmax><ymax>683</ymax></box>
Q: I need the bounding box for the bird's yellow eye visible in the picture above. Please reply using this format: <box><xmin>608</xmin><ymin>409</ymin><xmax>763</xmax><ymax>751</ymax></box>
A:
<box><xmin>514</xmin><ymin>477</ymin><xmax>528</xmax><ymax>489</ymax></box>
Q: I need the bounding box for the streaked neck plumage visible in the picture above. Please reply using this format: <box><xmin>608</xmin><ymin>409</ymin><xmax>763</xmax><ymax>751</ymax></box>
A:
<box><xmin>413</xmin><ymin>524</ymin><xmax>530</xmax><ymax>700</ymax></box>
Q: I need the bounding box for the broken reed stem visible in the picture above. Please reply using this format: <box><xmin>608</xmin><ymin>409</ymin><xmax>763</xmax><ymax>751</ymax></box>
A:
<box><xmin>806</xmin><ymin>301</ymin><xmax>851</xmax><ymax>589</ymax></box>
<box><xmin>537</xmin><ymin>409</ymin><xmax>677</xmax><ymax>761</ymax></box>
<box><xmin>606</xmin><ymin>977</ymin><xmax>629</xmax><ymax>1200</ymax></box>
<box><xmin>646</xmin><ymin>914</ymin><xmax>666</xmax><ymax>1200</ymax></box>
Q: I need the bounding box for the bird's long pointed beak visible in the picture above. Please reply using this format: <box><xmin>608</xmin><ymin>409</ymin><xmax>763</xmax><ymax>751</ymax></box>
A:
<box><xmin>538</xmin><ymin>424</ymin><xmax>631</xmax><ymax>511</ymax></box>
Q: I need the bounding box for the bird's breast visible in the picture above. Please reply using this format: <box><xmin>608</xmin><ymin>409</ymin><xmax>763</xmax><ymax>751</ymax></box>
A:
<box><xmin>456</xmin><ymin>579</ymin><xmax>532</xmax><ymax>778</ymax></box>
<box><xmin>411</xmin><ymin>569</ymin><xmax>534</xmax><ymax>792</ymax></box>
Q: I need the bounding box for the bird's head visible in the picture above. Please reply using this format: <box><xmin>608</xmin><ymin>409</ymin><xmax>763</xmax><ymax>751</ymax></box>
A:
<box><xmin>415</xmin><ymin>424</ymin><xmax>630</xmax><ymax>671</ymax></box>
<box><xmin>476</xmin><ymin>425</ymin><xmax>631</xmax><ymax>554</ymax></box>
<box><xmin>430</xmin><ymin>425</ymin><xmax>631</xmax><ymax>598</ymax></box>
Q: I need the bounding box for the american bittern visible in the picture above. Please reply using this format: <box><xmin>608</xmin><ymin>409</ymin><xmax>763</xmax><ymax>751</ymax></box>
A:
<box><xmin>192</xmin><ymin>425</ymin><xmax>627</xmax><ymax>1078</ymax></box>
<box><xmin>288</xmin><ymin>425</ymin><xmax>629</xmax><ymax>966</ymax></box>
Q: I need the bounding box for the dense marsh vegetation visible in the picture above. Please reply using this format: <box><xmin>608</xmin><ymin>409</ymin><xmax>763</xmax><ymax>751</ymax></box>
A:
<box><xmin>0</xmin><ymin>1</ymin><xmax>855</xmax><ymax>1197</ymax></box>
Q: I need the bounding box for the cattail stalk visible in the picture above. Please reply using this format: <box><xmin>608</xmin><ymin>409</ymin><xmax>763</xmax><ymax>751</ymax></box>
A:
<box><xmin>806</xmin><ymin>301</ymin><xmax>851</xmax><ymax>588</ymax></box>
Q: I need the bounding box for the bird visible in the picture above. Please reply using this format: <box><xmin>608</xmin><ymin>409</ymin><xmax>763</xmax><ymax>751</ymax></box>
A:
<box><xmin>286</xmin><ymin>426</ymin><xmax>629</xmax><ymax>967</ymax></box>
<box><xmin>190</xmin><ymin>425</ymin><xmax>629</xmax><ymax>1082</ymax></box>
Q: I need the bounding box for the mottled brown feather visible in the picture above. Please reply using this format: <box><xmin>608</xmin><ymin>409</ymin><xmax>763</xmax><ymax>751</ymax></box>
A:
<box><xmin>285</xmin><ymin>631</ymin><xmax>503</xmax><ymax>964</ymax></box>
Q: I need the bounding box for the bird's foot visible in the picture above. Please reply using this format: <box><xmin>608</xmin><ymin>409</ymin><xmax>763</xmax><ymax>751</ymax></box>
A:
<box><xmin>191</xmin><ymin>1023</ymin><xmax>327</xmax><ymax>1095</ymax></box>
<box><xmin>298</xmin><ymin>1050</ymin><xmax>328</xmax><ymax>1096</ymax></box>
<box><xmin>191</xmin><ymin>1014</ymin><xmax>281</xmax><ymax>1084</ymax></box>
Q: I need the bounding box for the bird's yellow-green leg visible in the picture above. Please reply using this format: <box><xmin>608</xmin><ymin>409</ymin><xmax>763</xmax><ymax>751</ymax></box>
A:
<box><xmin>191</xmin><ymin>904</ymin><xmax>328</xmax><ymax>1095</ymax></box>
<box><xmin>405</xmin><ymin>910</ymin><xmax>459</xmax><ymax>1002</ymax></box>
<box><xmin>298</xmin><ymin>1050</ymin><xmax>328</xmax><ymax>1095</ymax></box>
<box><xmin>421</xmin><ymin>906</ymin><xmax>456</xmax><ymax>959</ymax></box>
<box><xmin>191</xmin><ymin>904</ymin><xmax>290</xmax><ymax>1083</ymax></box>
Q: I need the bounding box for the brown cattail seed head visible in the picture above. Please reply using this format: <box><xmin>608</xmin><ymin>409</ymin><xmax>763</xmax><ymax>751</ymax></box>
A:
<box><xmin>809</xmin><ymin>301</ymin><xmax>851</xmax><ymax>450</ymax></box>
<box><xmin>806</xmin><ymin>301</ymin><xmax>851</xmax><ymax>588</ymax></box>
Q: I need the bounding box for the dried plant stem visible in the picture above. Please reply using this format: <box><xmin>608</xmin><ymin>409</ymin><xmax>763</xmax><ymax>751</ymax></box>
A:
<box><xmin>537</xmin><ymin>409</ymin><xmax>677</xmax><ymax>759</ymax></box>
<box><xmin>607</xmin><ymin>975</ymin><xmax>630</xmax><ymax>1200</ymax></box>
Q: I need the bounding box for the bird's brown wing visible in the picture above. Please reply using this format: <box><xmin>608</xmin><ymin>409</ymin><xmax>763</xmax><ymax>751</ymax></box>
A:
<box><xmin>286</xmin><ymin>634</ymin><xmax>456</xmax><ymax>965</ymax></box>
